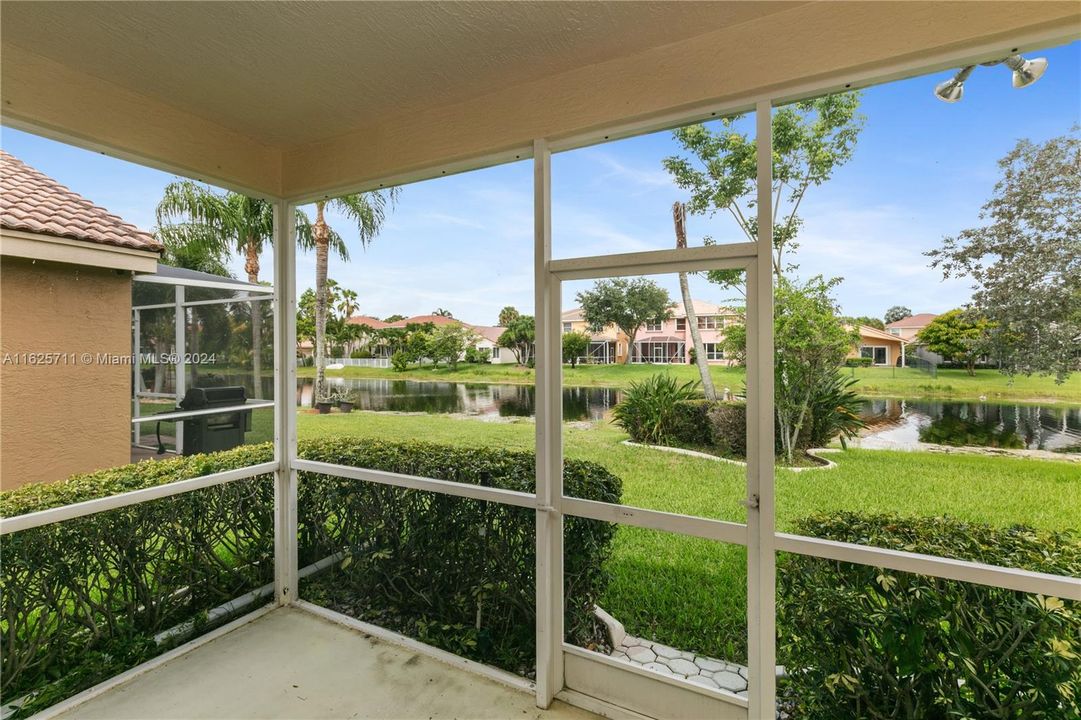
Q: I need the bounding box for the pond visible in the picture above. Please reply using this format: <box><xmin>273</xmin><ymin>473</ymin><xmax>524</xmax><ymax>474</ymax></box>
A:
<box><xmin>858</xmin><ymin>398</ymin><xmax>1081</xmax><ymax>452</ymax></box>
<box><xmin>297</xmin><ymin>377</ymin><xmax>621</xmax><ymax>422</ymax></box>
<box><xmin>200</xmin><ymin>373</ymin><xmax>1081</xmax><ymax>452</ymax></box>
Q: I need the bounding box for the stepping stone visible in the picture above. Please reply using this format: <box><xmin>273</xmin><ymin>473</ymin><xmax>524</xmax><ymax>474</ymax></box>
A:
<box><xmin>652</xmin><ymin>643</ymin><xmax>681</xmax><ymax>660</ymax></box>
<box><xmin>610</xmin><ymin>651</ymin><xmax>629</xmax><ymax>661</ymax></box>
<box><xmin>643</xmin><ymin>662</ymin><xmax>673</xmax><ymax>675</ymax></box>
<box><xmin>686</xmin><ymin>674</ymin><xmax>719</xmax><ymax>689</ymax></box>
<box><xmin>737</xmin><ymin>666</ymin><xmax>748</xmax><ymax>679</ymax></box>
<box><xmin>668</xmin><ymin>658</ymin><xmax>700</xmax><ymax>676</ymax></box>
<box><xmin>695</xmin><ymin>658</ymin><xmax>726</xmax><ymax>673</ymax></box>
<box><xmin>626</xmin><ymin>645</ymin><xmax>656</xmax><ymax>663</ymax></box>
<box><xmin>715</xmin><ymin>671</ymin><xmax>748</xmax><ymax>693</ymax></box>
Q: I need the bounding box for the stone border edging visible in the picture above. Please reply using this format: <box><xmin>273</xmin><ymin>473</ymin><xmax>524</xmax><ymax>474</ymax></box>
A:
<box><xmin>621</xmin><ymin>441</ymin><xmax>838</xmax><ymax>471</ymax></box>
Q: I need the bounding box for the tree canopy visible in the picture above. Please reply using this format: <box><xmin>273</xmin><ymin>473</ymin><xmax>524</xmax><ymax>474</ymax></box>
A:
<box><xmin>663</xmin><ymin>92</ymin><xmax>864</xmax><ymax>282</ymax></box>
<box><xmin>916</xmin><ymin>310</ymin><xmax>992</xmax><ymax>376</ymax></box>
<box><xmin>576</xmin><ymin>278</ymin><xmax>672</xmax><ymax>365</ymax></box>
<box><xmin>884</xmin><ymin>306</ymin><xmax>912</xmax><ymax>325</ymax></box>
<box><xmin>927</xmin><ymin>128</ymin><xmax>1080</xmax><ymax>381</ymax></box>
<box><xmin>497</xmin><ymin>315</ymin><xmax>536</xmax><ymax>366</ymax></box>
<box><xmin>562</xmin><ymin>331</ymin><xmax>591</xmax><ymax>368</ymax></box>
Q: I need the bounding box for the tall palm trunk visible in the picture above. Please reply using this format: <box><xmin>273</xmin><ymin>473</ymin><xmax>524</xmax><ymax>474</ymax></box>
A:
<box><xmin>244</xmin><ymin>238</ymin><xmax>262</xmax><ymax>396</ymax></box>
<box><xmin>313</xmin><ymin>202</ymin><xmax>330</xmax><ymax>404</ymax></box>
<box><xmin>673</xmin><ymin>202</ymin><xmax>717</xmax><ymax>400</ymax></box>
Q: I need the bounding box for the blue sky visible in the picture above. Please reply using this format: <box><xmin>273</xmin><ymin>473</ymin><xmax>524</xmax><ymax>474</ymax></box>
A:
<box><xmin>3</xmin><ymin>41</ymin><xmax>1077</xmax><ymax>326</ymax></box>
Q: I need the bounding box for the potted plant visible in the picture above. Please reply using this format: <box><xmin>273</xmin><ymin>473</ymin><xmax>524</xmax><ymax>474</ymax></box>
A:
<box><xmin>338</xmin><ymin>389</ymin><xmax>357</xmax><ymax>413</ymax></box>
<box><xmin>315</xmin><ymin>388</ymin><xmax>341</xmax><ymax>414</ymax></box>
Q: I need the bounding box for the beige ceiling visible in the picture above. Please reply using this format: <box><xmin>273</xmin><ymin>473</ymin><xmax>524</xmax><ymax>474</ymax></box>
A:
<box><xmin>1</xmin><ymin>2</ymin><xmax>1078</xmax><ymax>199</ymax></box>
<box><xmin>0</xmin><ymin>1</ymin><xmax>805</xmax><ymax>148</ymax></box>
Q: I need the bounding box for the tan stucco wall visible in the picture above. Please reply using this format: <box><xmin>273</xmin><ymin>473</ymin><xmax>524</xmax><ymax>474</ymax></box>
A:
<box><xmin>1</xmin><ymin>257</ymin><xmax>132</xmax><ymax>490</ymax></box>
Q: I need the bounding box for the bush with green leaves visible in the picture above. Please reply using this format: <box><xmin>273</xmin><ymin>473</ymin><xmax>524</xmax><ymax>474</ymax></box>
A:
<box><xmin>611</xmin><ymin>373</ymin><xmax>701</xmax><ymax>444</ymax></box>
<box><xmin>844</xmin><ymin>356</ymin><xmax>873</xmax><ymax>367</ymax></box>
<box><xmin>390</xmin><ymin>349</ymin><xmax>410</xmax><ymax>371</ymax></box>
<box><xmin>778</xmin><ymin>513</ymin><xmax>1081</xmax><ymax>720</ymax></box>
<box><xmin>1</xmin><ymin>439</ymin><xmax>621</xmax><ymax>712</ymax></box>
<box><xmin>668</xmin><ymin>399</ymin><xmax>747</xmax><ymax>457</ymax></box>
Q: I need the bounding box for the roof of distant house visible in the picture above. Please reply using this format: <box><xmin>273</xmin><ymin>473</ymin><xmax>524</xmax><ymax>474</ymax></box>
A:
<box><xmin>857</xmin><ymin>324</ymin><xmax>905</xmax><ymax>343</ymax></box>
<box><xmin>0</xmin><ymin>150</ymin><xmax>162</xmax><ymax>253</ymax></box>
<box><xmin>468</xmin><ymin>325</ymin><xmax>506</xmax><ymax>343</ymax></box>
<box><xmin>346</xmin><ymin>315</ymin><xmax>390</xmax><ymax>329</ymax></box>
<box><xmin>886</xmin><ymin>313</ymin><xmax>938</xmax><ymax>329</ymax></box>
<box><xmin>385</xmin><ymin>314</ymin><xmax>463</xmax><ymax>328</ymax></box>
<box><xmin>562</xmin><ymin>300</ymin><xmax>741</xmax><ymax>323</ymax></box>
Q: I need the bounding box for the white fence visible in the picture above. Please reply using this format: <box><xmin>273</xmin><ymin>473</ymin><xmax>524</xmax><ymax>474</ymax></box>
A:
<box><xmin>324</xmin><ymin>357</ymin><xmax>391</xmax><ymax>368</ymax></box>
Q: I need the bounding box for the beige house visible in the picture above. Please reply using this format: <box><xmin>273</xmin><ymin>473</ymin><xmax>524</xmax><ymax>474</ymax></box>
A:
<box><xmin>0</xmin><ymin>150</ymin><xmax>161</xmax><ymax>489</ymax></box>
<box><xmin>848</xmin><ymin>324</ymin><xmax>907</xmax><ymax>367</ymax></box>
<box><xmin>886</xmin><ymin>312</ymin><xmax>938</xmax><ymax>342</ymax></box>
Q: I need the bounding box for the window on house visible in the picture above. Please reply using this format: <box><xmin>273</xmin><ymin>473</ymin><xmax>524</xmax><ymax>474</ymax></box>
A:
<box><xmin>675</xmin><ymin>318</ymin><xmax>686</xmax><ymax>330</ymax></box>
<box><xmin>562</xmin><ymin>322</ymin><xmax>573</xmax><ymax>333</ymax></box>
<box><xmin>645</xmin><ymin>321</ymin><xmax>663</xmax><ymax>332</ymax></box>
<box><xmin>860</xmin><ymin>346</ymin><xmax>888</xmax><ymax>365</ymax></box>
<box><xmin>698</xmin><ymin>315</ymin><xmax>718</xmax><ymax>329</ymax></box>
<box><xmin>702</xmin><ymin>343</ymin><xmax>724</xmax><ymax>360</ymax></box>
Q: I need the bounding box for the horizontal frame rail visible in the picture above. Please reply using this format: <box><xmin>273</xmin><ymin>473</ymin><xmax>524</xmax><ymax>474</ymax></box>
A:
<box><xmin>0</xmin><ymin>461</ymin><xmax>278</xmax><ymax>535</ymax></box>
<box><xmin>562</xmin><ymin>497</ymin><xmax>747</xmax><ymax>546</ymax></box>
<box><xmin>776</xmin><ymin>532</ymin><xmax>1081</xmax><ymax>600</ymax></box>
<box><xmin>292</xmin><ymin>458</ymin><xmax>539</xmax><ymax>509</ymax></box>
<box><xmin>133</xmin><ymin>295</ymin><xmax>274</xmax><ymax>312</ymax></box>
<box><xmin>550</xmin><ymin>244</ymin><xmax>756</xmax><ymax>281</ymax></box>
<box><xmin>131</xmin><ymin>400</ymin><xmax>275</xmax><ymax>424</ymax></box>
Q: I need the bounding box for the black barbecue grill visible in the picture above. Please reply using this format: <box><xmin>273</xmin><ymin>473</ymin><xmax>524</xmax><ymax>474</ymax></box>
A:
<box><xmin>157</xmin><ymin>386</ymin><xmax>252</xmax><ymax>455</ymax></box>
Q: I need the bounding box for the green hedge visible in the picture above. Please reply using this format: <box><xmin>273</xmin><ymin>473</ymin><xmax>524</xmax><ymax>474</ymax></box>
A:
<box><xmin>670</xmin><ymin>399</ymin><xmax>747</xmax><ymax>457</ymax></box>
<box><xmin>844</xmin><ymin>356</ymin><xmax>874</xmax><ymax>367</ymax></box>
<box><xmin>778</xmin><ymin>513</ymin><xmax>1081</xmax><ymax>720</ymax></box>
<box><xmin>1</xmin><ymin>439</ymin><xmax>621</xmax><ymax>712</ymax></box>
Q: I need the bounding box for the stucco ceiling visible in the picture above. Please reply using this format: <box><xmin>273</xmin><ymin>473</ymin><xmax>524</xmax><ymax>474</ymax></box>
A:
<box><xmin>0</xmin><ymin>1</ymin><xmax>805</xmax><ymax>148</ymax></box>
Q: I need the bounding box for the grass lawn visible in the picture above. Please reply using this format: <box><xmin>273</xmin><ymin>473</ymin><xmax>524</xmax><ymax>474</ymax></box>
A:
<box><xmin>299</xmin><ymin>362</ymin><xmax>1081</xmax><ymax>402</ymax></box>
<box><xmin>293</xmin><ymin>410</ymin><xmax>1081</xmax><ymax>663</ymax></box>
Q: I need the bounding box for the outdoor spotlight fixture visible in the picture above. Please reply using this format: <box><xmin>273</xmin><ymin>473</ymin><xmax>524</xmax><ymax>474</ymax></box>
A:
<box><xmin>933</xmin><ymin>54</ymin><xmax>1048</xmax><ymax>103</ymax></box>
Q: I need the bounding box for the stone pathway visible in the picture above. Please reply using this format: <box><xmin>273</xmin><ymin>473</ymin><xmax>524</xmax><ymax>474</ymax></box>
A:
<box><xmin>610</xmin><ymin>635</ymin><xmax>748</xmax><ymax>696</ymax></box>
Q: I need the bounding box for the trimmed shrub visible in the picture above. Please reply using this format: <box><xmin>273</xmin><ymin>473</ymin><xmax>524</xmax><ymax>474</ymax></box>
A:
<box><xmin>778</xmin><ymin>513</ymin><xmax>1081</xmax><ymax>720</ymax></box>
<box><xmin>612</xmin><ymin>373</ymin><xmax>701</xmax><ymax>444</ymax></box>
<box><xmin>844</xmin><ymin>356</ymin><xmax>874</xmax><ymax>367</ymax></box>
<box><xmin>390</xmin><ymin>350</ymin><xmax>410</xmax><ymax>371</ymax></box>
<box><xmin>1</xmin><ymin>439</ymin><xmax>621</xmax><ymax>711</ymax></box>
<box><xmin>669</xmin><ymin>400</ymin><xmax>747</xmax><ymax>457</ymax></box>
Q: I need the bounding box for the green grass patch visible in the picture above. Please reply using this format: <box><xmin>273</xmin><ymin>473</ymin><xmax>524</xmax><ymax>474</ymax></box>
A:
<box><xmin>295</xmin><ymin>410</ymin><xmax>1080</xmax><ymax>662</ymax></box>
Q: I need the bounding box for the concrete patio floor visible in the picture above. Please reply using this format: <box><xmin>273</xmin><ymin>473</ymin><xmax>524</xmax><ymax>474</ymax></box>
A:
<box><xmin>54</xmin><ymin>607</ymin><xmax>601</xmax><ymax>720</ymax></box>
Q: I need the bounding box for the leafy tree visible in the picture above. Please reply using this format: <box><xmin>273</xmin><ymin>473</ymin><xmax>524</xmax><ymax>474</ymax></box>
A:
<box><xmin>498</xmin><ymin>315</ymin><xmax>536</xmax><ymax>366</ymax></box>
<box><xmin>383</xmin><ymin>314</ymin><xmax>406</xmax><ymax>323</ymax></box>
<box><xmin>297</xmin><ymin>289</ymin><xmax>318</xmax><ymax>348</ymax></box>
<box><xmin>664</xmin><ymin>92</ymin><xmax>864</xmax><ymax>283</ymax></box>
<box><xmin>721</xmin><ymin>322</ymin><xmax>747</xmax><ymax>366</ymax></box>
<box><xmin>562</xmin><ymin>331</ymin><xmax>590</xmax><ymax>368</ymax></box>
<box><xmin>498</xmin><ymin>306</ymin><xmax>520</xmax><ymax>327</ymax></box>
<box><xmin>309</xmin><ymin>190</ymin><xmax>398</xmax><ymax>402</ymax></box>
<box><xmin>426</xmin><ymin>323</ymin><xmax>474</xmax><ymax>369</ymax></box>
<box><xmin>884</xmin><ymin>305</ymin><xmax>912</xmax><ymax>325</ymax></box>
<box><xmin>156</xmin><ymin>181</ymin><xmax>316</xmax><ymax>385</ymax></box>
<box><xmin>841</xmin><ymin>315</ymin><xmax>885</xmax><ymax>331</ymax></box>
<box><xmin>916</xmin><ymin>309</ymin><xmax>992</xmax><ymax>376</ymax></box>
<box><xmin>774</xmin><ymin>276</ymin><xmax>858</xmax><ymax>464</ymax></box>
<box><xmin>927</xmin><ymin>129</ymin><xmax>1081</xmax><ymax>381</ymax></box>
<box><xmin>577</xmin><ymin>278</ymin><xmax>672</xmax><ymax>365</ymax></box>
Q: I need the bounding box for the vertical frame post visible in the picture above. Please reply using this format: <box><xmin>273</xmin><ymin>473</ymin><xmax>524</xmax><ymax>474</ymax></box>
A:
<box><xmin>273</xmin><ymin>199</ymin><xmax>299</xmax><ymax>605</ymax></box>
<box><xmin>534</xmin><ymin>138</ymin><xmax>565</xmax><ymax>708</ymax></box>
<box><xmin>132</xmin><ymin>309</ymin><xmax>141</xmax><ymax>446</ymax></box>
<box><xmin>745</xmin><ymin>99</ymin><xmax>777</xmax><ymax>717</ymax></box>
<box><xmin>174</xmin><ymin>285</ymin><xmax>186</xmax><ymax>451</ymax></box>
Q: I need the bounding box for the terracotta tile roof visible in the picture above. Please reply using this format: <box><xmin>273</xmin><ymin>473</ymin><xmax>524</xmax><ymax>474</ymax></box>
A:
<box><xmin>385</xmin><ymin>314</ymin><xmax>462</xmax><ymax>328</ymax></box>
<box><xmin>885</xmin><ymin>313</ymin><xmax>938</xmax><ymax>329</ymax></box>
<box><xmin>467</xmin><ymin>324</ymin><xmax>505</xmax><ymax>343</ymax></box>
<box><xmin>346</xmin><ymin>314</ymin><xmax>389</xmax><ymax>329</ymax></box>
<box><xmin>0</xmin><ymin>150</ymin><xmax>162</xmax><ymax>253</ymax></box>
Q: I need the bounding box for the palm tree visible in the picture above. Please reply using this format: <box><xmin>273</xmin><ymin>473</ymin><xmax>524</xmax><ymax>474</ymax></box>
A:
<box><xmin>432</xmin><ymin>308</ymin><xmax>453</xmax><ymax>317</ymax></box>
<box><xmin>310</xmin><ymin>191</ymin><xmax>397</xmax><ymax>401</ymax></box>
<box><xmin>156</xmin><ymin>181</ymin><xmax>316</xmax><ymax>388</ymax></box>
<box><xmin>338</xmin><ymin>288</ymin><xmax>360</xmax><ymax>319</ymax></box>
<box><xmin>672</xmin><ymin>202</ymin><xmax>717</xmax><ymax>401</ymax></box>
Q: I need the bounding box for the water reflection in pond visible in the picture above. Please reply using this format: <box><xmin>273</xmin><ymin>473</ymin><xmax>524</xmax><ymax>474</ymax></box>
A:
<box><xmin>296</xmin><ymin>377</ymin><xmax>621</xmax><ymax>422</ymax></box>
<box><xmin>858</xmin><ymin>398</ymin><xmax>1081</xmax><ymax>452</ymax></box>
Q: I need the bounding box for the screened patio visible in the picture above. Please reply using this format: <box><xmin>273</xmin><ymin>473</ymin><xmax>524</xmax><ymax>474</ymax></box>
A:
<box><xmin>1</xmin><ymin>3</ymin><xmax>1079</xmax><ymax>720</ymax></box>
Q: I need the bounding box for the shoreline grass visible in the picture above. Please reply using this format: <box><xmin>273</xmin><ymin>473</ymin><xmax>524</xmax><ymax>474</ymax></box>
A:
<box><xmin>297</xmin><ymin>363</ymin><xmax>1081</xmax><ymax>403</ymax></box>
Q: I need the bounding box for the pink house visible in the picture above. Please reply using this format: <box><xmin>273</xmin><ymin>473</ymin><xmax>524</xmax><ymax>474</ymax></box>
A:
<box><xmin>633</xmin><ymin>300</ymin><xmax>742</xmax><ymax>365</ymax></box>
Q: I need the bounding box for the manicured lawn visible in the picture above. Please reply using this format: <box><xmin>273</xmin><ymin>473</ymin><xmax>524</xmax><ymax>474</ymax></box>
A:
<box><xmin>299</xmin><ymin>362</ymin><xmax>1081</xmax><ymax>402</ymax></box>
<box><xmin>293</xmin><ymin>410</ymin><xmax>1081</xmax><ymax>662</ymax></box>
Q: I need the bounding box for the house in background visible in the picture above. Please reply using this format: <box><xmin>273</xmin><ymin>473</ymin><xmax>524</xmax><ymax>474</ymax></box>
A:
<box><xmin>849</xmin><ymin>324</ymin><xmax>907</xmax><ymax>367</ymax></box>
<box><xmin>0</xmin><ymin>150</ymin><xmax>162</xmax><ymax>489</ymax></box>
<box><xmin>468</xmin><ymin>325</ymin><xmax>514</xmax><ymax>364</ymax></box>
<box><xmin>562</xmin><ymin>300</ymin><xmax>743</xmax><ymax>365</ymax></box>
<box><xmin>886</xmin><ymin>312</ymin><xmax>938</xmax><ymax>341</ymax></box>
